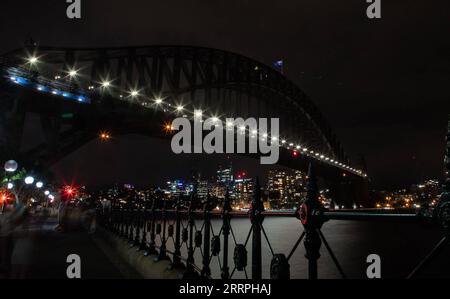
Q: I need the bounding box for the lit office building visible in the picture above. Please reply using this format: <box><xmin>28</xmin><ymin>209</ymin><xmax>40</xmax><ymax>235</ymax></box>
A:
<box><xmin>267</xmin><ymin>169</ymin><xmax>305</xmax><ymax>209</ymax></box>
<box><xmin>233</xmin><ymin>177</ymin><xmax>254</xmax><ymax>208</ymax></box>
<box><xmin>197</xmin><ymin>180</ymin><xmax>209</xmax><ymax>199</ymax></box>
<box><xmin>166</xmin><ymin>180</ymin><xmax>193</xmax><ymax>198</ymax></box>
<box><xmin>215</xmin><ymin>164</ymin><xmax>234</xmax><ymax>198</ymax></box>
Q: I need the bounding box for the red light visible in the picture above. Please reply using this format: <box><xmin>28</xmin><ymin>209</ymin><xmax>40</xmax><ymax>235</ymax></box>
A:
<box><xmin>63</xmin><ymin>186</ymin><xmax>78</xmax><ymax>199</ymax></box>
<box><xmin>0</xmin><ymin>190</ymin><xmax>11</xmax><ymax>204</ymax></box>
<box><xmin>292</xmin><ymin>150</ymin><xmax>299</xmax><ymax>157</ymax></box>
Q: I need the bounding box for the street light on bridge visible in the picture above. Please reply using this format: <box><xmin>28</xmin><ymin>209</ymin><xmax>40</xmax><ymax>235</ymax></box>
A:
<box><xmin>194</xmin><ymin>110</ymin><xmax>203</xmax><ymax>118</ymax></box>
<box><xmin>101</xmin><ymin>80</ymin><xmax>111</xmax><ymax>88</ymax></box>
<box><xmin>130</xmin><ymin>90</ymin><xmax>139</xmax><ymax>97</ymax></box>
<box><xmin>164</xmin><ymin>122</ymin><xmax>174</xmax><ymax>133</ymax></box>
<box><xmin>68</xmin><ymin>69</ymin><xmax>78</xmax><ymax>78</ymax></box>
<box><xmin>100</xmin><ymin>132</ymin><xmax>111</xmax><ymax>141</ymax></box>
<box><xmin>27</xmin><ymin>56</ymin><xmax>38</xmax><ymax>65</ymax></box>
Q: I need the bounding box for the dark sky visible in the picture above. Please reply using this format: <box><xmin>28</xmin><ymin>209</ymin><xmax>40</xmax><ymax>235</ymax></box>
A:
<box><xmin>1</xmin><ymin>0</ymin><xmax>450</xmax><ymax>189</ymax></box>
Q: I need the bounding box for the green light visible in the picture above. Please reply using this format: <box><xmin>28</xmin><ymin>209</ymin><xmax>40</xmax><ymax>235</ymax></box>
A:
<box><xmin>62</xmin><ymin>113</ymin><xmax>74</xmax><ymax>119</ymax></box>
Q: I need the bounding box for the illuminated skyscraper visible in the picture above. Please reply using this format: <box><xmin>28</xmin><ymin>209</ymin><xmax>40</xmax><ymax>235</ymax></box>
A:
<box><xmin>267</xmin><ymin>169</ymin><xmax>306</xmax><ymax>209</ymax></box>
<box><xmin>233</xmin><ymin>176</ymin><xmax>254</xmax><ymax>208</ymax></box>
<box><xmin>217</xmin><ymin>163</ymin><xmax>233</xmax><ymax>187</ymax></box>
<box><xmin>197</xmin><ymin>180</ymin><xmax>209</xmax><ymax>199</ymax></box>
<box><xmin>166</xmin><ymin>180</ymin><xmax>193</xmax><ymax>198</ymax></box>
<box><xmin>214</xmin><ymin>163</ymin><xmax>234</xmax><ymax>199</ymax></box>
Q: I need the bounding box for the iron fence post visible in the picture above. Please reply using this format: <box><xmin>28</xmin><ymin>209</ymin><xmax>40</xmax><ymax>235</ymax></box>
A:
<box><xmin>128</xmin><ymin>206</ymin><xmax>135</xmax><ymax>243</ymax></box>
<box><xmin>125</xmin><ymin>207</ymin><xmax>131</xmax><ymax>240</ymax></box>
<box><xmin>132</xmin><ymin>201</ymin><xmax>141</xmax><ymax>247</ymax></box>
<box><xmin>184</xmin><ymin>191</ymin><xmax>198</xmax><ymax>278</ymax></box>
<box><xmin>119</xmin><ymin>204</ymin><xmax>124</xmax><ymax>237</ymax></box>
<box><xmin>202</xmin><ymin>193</ymin><xmax>212</xmax><ymax>277</ymax></box>
<box><xmin>170</xmin><ymin>195</ymin><xmax>183</xmax><ymax>268</ymax></box>
<box><xmin>145</xmin><ymin>195</ymin><xmax>158</xmax><ymax>256</ymax></box>
<box><xmin>111</xmin><ymin>200</ymin><xmax>117</xmax><ymax>234</ymax></box>
<box><xmin>221</xmin><ymin>189</ymin><xmax>232</xmax><ymax>279</ymax></box>
<box><xmin>299</xmin><ymin>164</ymin><xmax>325</xmax><ymax>279</ymax></box>
<box><xmin>250</xmin><ymin>177</ymin><xmax>264</xmax><ymax>279</ymax></box>
<box><xmin>113</xmin><ymin>201</ymin><xmax>118</xmax><ymax>234</ymax></box>
<box><xmin>139</xmin><ymin>203</ymin><xmax>149</xmax><ymax>251</ymax></box>
<box><xmin>156</xmin><ymin>199</ymin><xmax>169</xmax><ymax>261</ymax></box>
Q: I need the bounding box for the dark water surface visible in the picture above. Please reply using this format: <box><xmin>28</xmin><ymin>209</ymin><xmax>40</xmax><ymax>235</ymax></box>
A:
<box><xmin>158</xmin><ymin>217</ymin><xmax>450</xmax><ymax>279</ymax></box>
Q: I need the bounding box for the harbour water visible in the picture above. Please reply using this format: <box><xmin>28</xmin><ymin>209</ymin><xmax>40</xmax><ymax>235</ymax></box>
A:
<box><xmin>158</xmin><ymin>217</ymin><xmax>449</xmax><ymax>279</ymax></box>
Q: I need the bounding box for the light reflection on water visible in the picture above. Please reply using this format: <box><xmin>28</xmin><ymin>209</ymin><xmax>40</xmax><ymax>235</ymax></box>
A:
<box><xmin>157</xmin><ymin>217</ymin><xmax>374</xmax><ymax>279</ymax></box>
<box><xmin>155</xmin><ymin>216</ymin><xmax>446</xmax><ymax>279</ymax></box>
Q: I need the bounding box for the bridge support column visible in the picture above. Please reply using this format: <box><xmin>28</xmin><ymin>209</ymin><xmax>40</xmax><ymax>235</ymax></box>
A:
<box><xmin>39</xmin><ymin>113</ymin><xmax>62</xmax><ymax>162</ymax></box>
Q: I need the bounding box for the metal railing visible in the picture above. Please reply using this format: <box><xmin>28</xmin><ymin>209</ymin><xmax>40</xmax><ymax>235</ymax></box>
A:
<box><xmin>98</xmin><ymin>165</ymin><xmax>450</xmax><ymax>279</ymax></box>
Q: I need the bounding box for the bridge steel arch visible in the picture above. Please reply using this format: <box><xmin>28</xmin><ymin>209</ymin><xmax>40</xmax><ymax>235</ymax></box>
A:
<box><xmin>0</xmin><ymin>45</ymin><xmax>368</xmax><ymax>207</ymax></box>
<box><xmin>2</xmin><ymin>45</ymin><xmax>348</xmax><ymax>162</ymax></box>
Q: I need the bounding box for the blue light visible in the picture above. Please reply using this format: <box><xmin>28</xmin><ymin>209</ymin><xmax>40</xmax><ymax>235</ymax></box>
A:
<box><xmin>18</xmin><ymin>77</ymin><xmax>28</xmax><ymax>84</ymax></box>
<box><xmin>8</xmin><ymin>72</ymin><xmax>90</xmax><ymax>105</ymax></box>
<box><xmin>273</xmin><ymin>60</ymin><xmax>284</xmax><ymax>67</ymax></box>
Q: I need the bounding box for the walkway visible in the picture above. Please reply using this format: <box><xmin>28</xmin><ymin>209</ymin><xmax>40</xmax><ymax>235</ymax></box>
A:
<box><xmin>1</xmin><ymin>214</ymin><xmax>139</xmax><ymax>279</ymax></box>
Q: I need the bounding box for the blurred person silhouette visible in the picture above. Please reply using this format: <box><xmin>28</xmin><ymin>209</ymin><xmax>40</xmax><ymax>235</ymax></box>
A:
<box><xmin>80</xmin><ymin>198</ymin><xmax>97</xmax><ymax>234</ymax></box>
<box><xmin>0</xmin><ymin>204</ymin><xmax>15</xmax><ymax>278</ymax></box>
<box><xmin>55</xmin><ymin>199</ymin><xmax>67</xmax><ymax>232</ymax></box>
<box><xmin>10</xmin><ymin>206</ymin><xmax>35</xmax><ymax>279</ymax></box>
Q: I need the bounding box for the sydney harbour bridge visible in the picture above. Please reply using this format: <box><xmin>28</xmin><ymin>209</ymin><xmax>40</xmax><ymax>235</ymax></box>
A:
<box><xmin>0</xmin><ymin>45</ymin><xmax>369</xmax><ymax>207</ymax></box>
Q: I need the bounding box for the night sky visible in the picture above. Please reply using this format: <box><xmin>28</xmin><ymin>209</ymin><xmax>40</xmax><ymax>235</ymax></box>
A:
<box><xmin>1</xmin><ymin>0</ymin><xmax>450</xmax><ymax>189</ymax></box>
